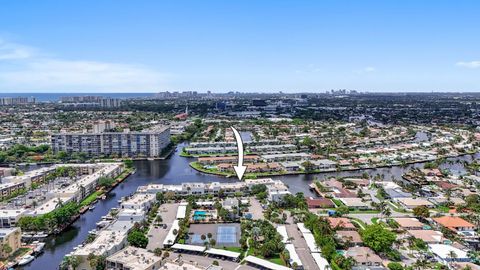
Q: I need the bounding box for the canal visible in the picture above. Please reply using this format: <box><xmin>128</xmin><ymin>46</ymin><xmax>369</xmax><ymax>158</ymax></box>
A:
<box><xmin>20</xmin><ymin>143</ymin><xmax>479</xmax><ymax>269</ymax></box>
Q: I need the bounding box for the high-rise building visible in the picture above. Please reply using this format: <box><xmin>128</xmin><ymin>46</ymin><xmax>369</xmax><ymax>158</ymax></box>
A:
<box><xmin>51</xmin><ymin>126</ymin><xmax>170</xmax><ymax>158</ymax></box>
<box><xmin>0</xmin><ymin>97</ymin><xmax>36</xmax><ymax>105</ymax></box>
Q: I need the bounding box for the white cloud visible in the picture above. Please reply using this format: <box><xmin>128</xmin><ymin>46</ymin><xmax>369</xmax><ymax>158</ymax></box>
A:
<box><xmin>456</xmin><ymin>61</ymin><xmax>480</xmax><ymax>69</ymax></box>
<box><xmin>0</xmin><ymin>39</ymin><xmax>34</xmax><ymax>60</ymax></box>
<box><xmin>354</xmin><ymin>66</ymin><xmax>376</xmax><ymax>74</ymax></box>
<box><xmin>0</xmin><ymin>39</ymin><xmax>170</xmax><ymax>91</ymax></box>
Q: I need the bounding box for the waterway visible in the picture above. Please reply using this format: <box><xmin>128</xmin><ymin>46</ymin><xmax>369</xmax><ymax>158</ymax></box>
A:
<box><xmin>20</xmin><ymin>143</ymin><xmax>479</xmax><ymax>269</ymax></box>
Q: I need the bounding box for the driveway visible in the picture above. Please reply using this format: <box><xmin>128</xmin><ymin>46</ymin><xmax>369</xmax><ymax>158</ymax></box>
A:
<box><xmin>248</xmin><ymin>198</ymin><xmax>264</xmax><ymax>220</ymax></box>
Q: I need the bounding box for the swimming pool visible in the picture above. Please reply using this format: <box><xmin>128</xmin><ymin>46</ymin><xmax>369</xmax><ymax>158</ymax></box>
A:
<box><xmin>193</xmin><ymin>210</ymin><xmax>208</xmax><ymax>221</ymax></box>
<box><xmin>194</xmin><ymin>210</ymin><xmax>207</xmax><ymax>216</ymax></box>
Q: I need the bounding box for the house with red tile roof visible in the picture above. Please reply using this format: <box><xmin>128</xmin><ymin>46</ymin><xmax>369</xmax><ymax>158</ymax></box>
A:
<box><xmin>327</xmin><ymin>217</ymin><xmax>356</xmax><ymax>230</ymax></box>
<box><xmin>433</xmin><ymin>216</ymin><xmax>476</xmax><ymax>238</ymax></box>
<box><xmin>306</xmin><ymin>197</ymin><xmax>335</xmax><ymax>209</ymax></box>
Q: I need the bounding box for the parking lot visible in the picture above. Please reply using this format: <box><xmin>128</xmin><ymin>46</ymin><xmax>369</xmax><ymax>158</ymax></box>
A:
<box><xmin>247</xmin><ymin>197</ymin><xmax>264</xmax><ymax>220</ymax></box>
<box><xmin>146</xmin><ymin>202</ymin><xmax>179</xmax><ymax>250</ymax></box>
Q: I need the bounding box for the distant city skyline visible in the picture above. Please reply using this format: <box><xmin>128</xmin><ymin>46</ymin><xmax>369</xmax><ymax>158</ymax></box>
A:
<box><xmin>0</xmin><ymin>0</ymin><xmax>479</xmax><ymax>93</ymax></box>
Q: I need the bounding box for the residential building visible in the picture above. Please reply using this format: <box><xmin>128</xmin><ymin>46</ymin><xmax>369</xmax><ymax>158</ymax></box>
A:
<box><xmin>51</xmin><ymin>126</ymin><xmax>170</xmax><ymax>158</ymax></box>
<box><xmin>345</xmin><ymin>247</ymin><xmax>383</xmax><ymax>268</ymax></box>
<box><xmin>0</xmin><ymin>227</ymin><xmax>21</xmax><ymax>258</ymax></box>
<box><xmin>433</xmin><ymin>216</ymin><xmax>476</xmax><ymax>236</ymax></box>
<box><xmin>105</xmin><ymin>246</ymin><xmax>161</xmax><ymax>270</ymax></box>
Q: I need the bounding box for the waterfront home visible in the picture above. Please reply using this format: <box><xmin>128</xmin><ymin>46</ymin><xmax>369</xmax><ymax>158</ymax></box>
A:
<box><xmin>137</xmin><ymin>178</ymin><xmax>291</xmax><ymax>203</ymax></box>
<box><xmin>120</xmin><ymin>193</ymin><xmax>156</xmax><ymax>211</ymax></box>
<box><xmin>217</xmin><ymin>162</ymin><xmax>281</xmax><ymax>173</ymax></box>
<box><xmin>266</xmin><ymin>182</ymin><xmax>291</xmax><ymax>202</ymax></box>
<box><xmin>309</xmin><ymin>159</ymin><xmax>337</xmax><ymax>170</ymax></box>
<box><xmin>306</xmin><ymin>197</ymin><xmax>335</xmax><ymax>209</ymax></box>
<box><xmin>280</xmin><ymin>161</ymin><xmax>302</xmax><ymax>172</ymax></box>
<box><xmin>197</xmin><ymin>155</ymin><xmax>259</xmax><ymax>165</ymax></box>
<box><xmin>184</xmin><ymin>146</ymin><xmax>237</xmax><ymax>155</ymax></box>
<box><xmin>261</xmin><ymin>152</ymin><xmax>310</xmax><ymax>162</ymax></box>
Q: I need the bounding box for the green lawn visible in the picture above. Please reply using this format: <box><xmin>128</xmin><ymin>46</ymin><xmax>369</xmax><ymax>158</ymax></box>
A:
<box><xmin>80</xmin><ymin>190</ymin><xmax>103</xmax><ymax>207</ymax></box>
<box><xmin>331</xmin><ymin>198</ymin><xmax>345</xmax><ymax>207</ymax></box>
<box><xmin>268</xmin><ymin>256</ymin><xmax>285</xmax><ymax>266</ymax></box>
<box><xmin>435</xmin><ymin>205</ymin><xmax>450</xmax><ymax>213</ymax></box>
<box><xmin>223</xmin><ymin>246</ymin><xmax>243</xmax><ymax>253</ymax></box>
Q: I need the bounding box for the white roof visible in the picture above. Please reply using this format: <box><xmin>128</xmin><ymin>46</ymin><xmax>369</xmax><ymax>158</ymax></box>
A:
<box><xmin>171</xmin><ymin>244</ymin><xmax>206</xmax><ymax>253</ymax></box>
<box><xmin>245</xmin><ymin>255</ymin><xmax>292</xmax><ymax>270</ymax></box>
<box><xmin>285</xmin><ymin>244</ymin><xmax>302</xmax><ymax>267</ymax></box>
<box><xmin>429</xmin><ymin>244</ymin><xmax>469</xmax><ymax>260</ymax></box>
<box><xmin>297</xmin><ymin>223</ymin><xmax>310</xmax><ymax>234</ymax></box>
<box><xmin>176</xmin><ymin>204</ymin><xmax>187</xmax><ymax>219</ymax></box>
<box><xmin>303</xmin><ymin>233</ymin><xmax>321</xmax><ymax>253</ymax></box>
<box><xmin>163</xmin><ymin>220</ymin><xmax>180</xmax><ymax>246</ymax></box>
<box><xmin>311</xmin><ymin>253</ymin><xmax>330</xmax><ymax>270</ymax></box>
<box><xmin>277</xmin><ymin>226</ymin><xmax>289</xmax><ymax>244</ymax></box>
<box><xmin>205</xmin><ymin>248</ymin><xmax>241</xmax><ymax>259</ymax></box>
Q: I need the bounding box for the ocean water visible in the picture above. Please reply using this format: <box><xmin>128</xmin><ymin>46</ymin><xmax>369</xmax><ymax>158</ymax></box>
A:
<box><xmin>0</xmin><ymin>92</ymin><xmax>156</xmax><ymax>102</ymax></box>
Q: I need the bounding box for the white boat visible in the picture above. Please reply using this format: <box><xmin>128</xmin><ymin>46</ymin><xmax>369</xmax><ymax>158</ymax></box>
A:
<box><xmin>18</xmin><ymin>255</ymin><xmax>35</xmax><ymax>266</ymax></box>
<box><xmin>88</xmin><ymin>205</ymin><xmax>96</xmax><ymax>211</ymax></box>
<box><xmin>33</xmin><ymin>242</ymin><xmax>46</xmax><ymax>253</ymax></box>
<box><xmin>33</xmin><ymin>232</ymin><xmax>48</xmax><ymax>239</ymax></box>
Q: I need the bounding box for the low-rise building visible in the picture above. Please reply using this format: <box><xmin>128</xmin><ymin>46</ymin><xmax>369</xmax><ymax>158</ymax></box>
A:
<box><xmin>429</xmin><ymin>244</ymin><xmax>470</xmax><ymax>264</ymax></box>
<box><xmin>106</xmin><ymin>246</ymin><xmax>161</xmax><ymax>270</ymax></box>
<box><xmin>395</xmin><ymin>197</ymin><xmax>434</xmax><ymax>209</ymax></box>
<box><xmin>345</xmin><ymin>247</ymin><xmax>383</xmax><ymax>268</ymax></box>
<box><xmin>407</xmin><ymin>230</ymin><xmax>444</xmax><ymax>244</ymax></box>
<box><xmin>393</xmin><ymin>218</ymin><xmax>425</xmax><ymax>230</ymax></box>
<box><xmin>433</xmin><ymin>216</ymin><xmax>476</xmax><ymax>237</ymax></box>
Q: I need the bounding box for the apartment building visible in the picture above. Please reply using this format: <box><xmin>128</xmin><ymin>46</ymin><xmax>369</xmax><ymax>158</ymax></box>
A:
<box><xmin>106</xmin><ymin>246</ymin><xmax>162</xmax><ymax>270</ymax></box>
<box><xmin>0</xmin><ymin>97</ymin><xmax>36</xmax><ymax>106</ymax></box>
<box><xmin>51</xmin><ymin>126</ymin><xmax>170</xmax><ymax>158</ymax></box>
<box><xmin>0</xmin><ymin>227</ymin><xmax>21</xmax><ymax>258</ymax></box>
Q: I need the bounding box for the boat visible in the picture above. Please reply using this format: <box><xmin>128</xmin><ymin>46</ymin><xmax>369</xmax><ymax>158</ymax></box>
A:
<box><xmin>88</xmin><ymin>205</ymin><xmax>96</xmax><ymax>211</ymax></box>
<box><xmin>100</xmin><ymin>194</ymin><xmax>107</xmax><ymax>200</ymax></box>
<box><xmin>33</xmin><ymin>241</ymin><xmax>46</xmax><ymax>254</ymax></box>
<box><xmin>33</xmin><ymin>231</ymin><xmax>48</xmax><ymax>239</ymax></box>
<box><xmin>21</xmin><ymin>233</ymin><xmax>33</xmax><ymax>240</ymax></box>
<box><xmin>18</xmin><ymin>255</ymin><xmax>35</xmax><ymax>266</ymax></box>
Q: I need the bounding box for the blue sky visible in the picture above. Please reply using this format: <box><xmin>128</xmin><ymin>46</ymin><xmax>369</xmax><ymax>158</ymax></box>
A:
<box><xmin>0</xmin><ymin>0</ymin><xmax>479</xmax><ymax>92</ymax></box>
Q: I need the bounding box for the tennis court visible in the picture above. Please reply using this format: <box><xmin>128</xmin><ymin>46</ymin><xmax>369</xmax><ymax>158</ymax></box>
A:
<box><xmin>217</xmin><ymin>226</ymin><xmax>237</xmax><ymax>244</ymax></box>
<box><xmin>188</xmin><ymin>223</ymin><xmax>241</xmax><ymax>247</ymax></box>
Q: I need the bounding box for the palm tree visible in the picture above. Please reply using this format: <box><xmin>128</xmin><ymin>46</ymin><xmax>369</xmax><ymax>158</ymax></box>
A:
<box><xmin>252</xmin><ymin>227</ymin><xmax>261</xmax><ymax>242</ymax></box>
<box><xmin>448</xmin><ymin>250</ymin><xmax>458</xmax><ymax>268</ymax></box>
